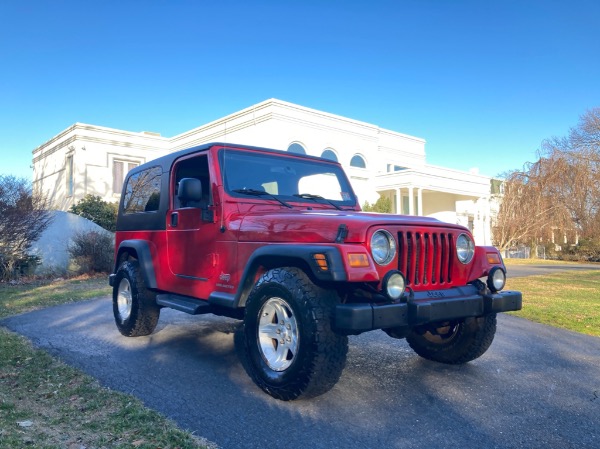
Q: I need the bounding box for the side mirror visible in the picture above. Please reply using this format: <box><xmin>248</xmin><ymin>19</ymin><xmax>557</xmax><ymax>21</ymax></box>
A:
<box><xmin>177</xmin><ymin>178</ymin><xmax>202</xmax><ymax>206</ymax></box>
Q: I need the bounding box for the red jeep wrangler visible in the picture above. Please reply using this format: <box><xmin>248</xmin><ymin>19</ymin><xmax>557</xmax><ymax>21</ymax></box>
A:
<box><xmin>109</xmin><ymin>142</ymin><xmax>522</xmax><ymax>400</ymax></box>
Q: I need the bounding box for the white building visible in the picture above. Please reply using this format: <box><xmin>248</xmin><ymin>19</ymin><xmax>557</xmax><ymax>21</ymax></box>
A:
<box><xmin>32</xmin><ymin>98</ymin><xmax>496</xmax><ymax>245</ymax></box>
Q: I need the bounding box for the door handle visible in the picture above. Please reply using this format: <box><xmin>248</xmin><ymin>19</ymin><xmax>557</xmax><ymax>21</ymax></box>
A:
<box><xmin>170</xmin><ymin>212</ymin><xmax>178</xmax><ymax>227</ymax></box>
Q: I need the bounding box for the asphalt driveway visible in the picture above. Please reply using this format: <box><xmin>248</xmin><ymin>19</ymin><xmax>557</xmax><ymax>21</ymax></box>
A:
<box><xmin>2</xmin><ymin>297</ymin><xmax>599</xmax><ymax>449</ymax></box>
<box><xmin>506</xmin><ymin>262</ymin><xmax>600</xmax><ymax>278</ymax></box>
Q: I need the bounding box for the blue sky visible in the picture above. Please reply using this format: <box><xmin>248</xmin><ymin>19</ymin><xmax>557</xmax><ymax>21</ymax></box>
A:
<box><xmin>1</xmin><ymin>0</ymin><xmax>599</xmax><ymax>179</ymax></box>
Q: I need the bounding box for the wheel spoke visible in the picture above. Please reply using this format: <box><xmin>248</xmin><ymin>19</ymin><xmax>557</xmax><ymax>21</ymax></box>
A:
<box><xmin>273</xmin><ymin>341</ymin><xmax>289</xmax><ymax>363</ymax></box>
<box><xmin>257</xmin><ymin>297</ymin><xmax>299</xmax><ymax>371</ymax></box>
<box><xmin>259</xmin><ymin>323</ymin><xmax>281</xmax><ymax>341</ymax></box>
<box><xmin>271</xmin><ymin>301</ymin><xmax>291</xmax><ymax>323</ymax></box>
<box><xmin>117</xmin><ymin>279</ymin><xmax>132</xmax><ymax>321</ymax></box>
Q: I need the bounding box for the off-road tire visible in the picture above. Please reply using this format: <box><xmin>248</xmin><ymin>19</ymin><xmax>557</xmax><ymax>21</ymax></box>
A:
<box><xmin>406</xmin><ymin>314</ymin><xmax>497</xmax><ymax>364</ymax></box>
<box><xmin>242</xmin><ymin>267</ymin><xmax>348</xmax><ymax>401</ymax></box>
<box><xmin>112</xmin><ymin>260</ymin><xmax>160</xmax><ymax>337</ymax></box>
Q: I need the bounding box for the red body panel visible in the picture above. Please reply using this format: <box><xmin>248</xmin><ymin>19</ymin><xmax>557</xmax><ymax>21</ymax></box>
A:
<box><xmin>115</xmin><ymin>144</ymin><xmax>504</xmax><ymax>301</ymax></box>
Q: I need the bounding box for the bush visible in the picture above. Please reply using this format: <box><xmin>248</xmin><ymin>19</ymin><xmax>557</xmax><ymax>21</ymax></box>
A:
<box><xmin>68</xmin><ymin>231</ymin><xmax>114</xmax><ymax>274</ymax></box>
<box><xmin>561</xmin><ymin>238</ymin><xmax>600</xmax><ymax>262</ymax></box>
<box><xmin>541</xmin><ymin>243</ymin><xmax>561</xmax><ymax>260</ymax></box>
<box><xmin>0</xmin><ymin>254</ymin><xmax>41</xmax><ymax>280</ymax></box>
<box><xmin>540</xmin><ymin>238</ymin><xmax>600</xmax><ymax>262</ymax></box>
<box><xmin>363</xmin><ymin>196</ymin><xmax>392</xmax><ymax>213</ymax></box>
<box><xmin>0</xmin><ymin>175</ymin><xmax>53</xmax><ymax>281</ymax></box>
<box><xmin>70</xmin><ymin>195</ymin><xmax>118</xmax><ymax>232</ymax></box>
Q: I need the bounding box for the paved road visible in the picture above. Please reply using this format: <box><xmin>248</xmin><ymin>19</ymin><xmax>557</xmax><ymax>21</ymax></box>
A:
<box><xmin>2</xmin><ymin>298</ymin><xmax>599</xmax><ymax>449</ymax></box>
<box><xmin>506</xmin><ymin>262</ymin><xmax>600</xmax><ymax>278</ymax></box>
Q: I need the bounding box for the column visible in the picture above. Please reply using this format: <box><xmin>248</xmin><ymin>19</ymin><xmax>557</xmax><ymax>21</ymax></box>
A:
<box><xmin>408</xmin><ymin>186</ymin><xmax>414</xmax><ymax>215</ymax></box>
<box><xmin>395</xmin><ymin>188</ymin><xmax>401</xmax><ymax>215</ymax></box>
<box><xmin>417</xmin><ymin>188</ymin><xmax>423</xmax><ymax>216</ymax></box>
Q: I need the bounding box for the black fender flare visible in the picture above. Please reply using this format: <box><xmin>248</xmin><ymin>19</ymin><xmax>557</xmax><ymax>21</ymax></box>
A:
<box><xmin>112</xmin><ymin>240</ymin><xmax>158</xmax><ymax>289</ymax></box>
<box><xmin>209</xmin><ymin>245</ymin><xmax>347</xmax><ymax>309</ymax></box>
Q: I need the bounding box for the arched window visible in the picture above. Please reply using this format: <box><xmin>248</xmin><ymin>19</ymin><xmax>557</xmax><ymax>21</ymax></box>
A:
<box><xmin>350</xmin><ymin>154</ymin><xmax>366</xmax><ymax>168</ymax></box>
<box><xmin>288</xmin><ymin>142</ymin><xmax>306</xmax><ymax>154</ymax></box>
<box><xmin>321</xmin><ymin>148</ymin><xmax>338</xmax><ymax>162</ymax></box>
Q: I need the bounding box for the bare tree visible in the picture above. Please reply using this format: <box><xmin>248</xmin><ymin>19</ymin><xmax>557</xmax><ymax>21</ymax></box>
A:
<box><xmin>493</xmin><ymin>108</ymin><xmax>600</xmax><ymax>256</ymax></box>
<box><xmin>0</xmin><ymin>175</ymin><xmax>53</xmax><ymax>280</ymax></box>
<box><xmin>492</xmin><ymin>165</ymin><xmax>570</xmax><ymax>251</ymax></box>
<box><xmin>541</xmin><ymin>108</ymin><xmax>600</xmax><ymax>239</ymax></box>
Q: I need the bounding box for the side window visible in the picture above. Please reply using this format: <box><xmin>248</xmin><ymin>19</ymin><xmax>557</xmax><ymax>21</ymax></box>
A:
<box><xmin>173</xmin><ymin>155</ymin><xmax>210</xmax><ymax>209</ymax></box>
<box><xmin>66</xmin><ymin>154</ymin><xmax>74</xmax><ymax>197</ymax></box>
<box><xmin>123</xmin><ymin>166</ymin><xmax>162</xmax><ymax>214</ymax></box>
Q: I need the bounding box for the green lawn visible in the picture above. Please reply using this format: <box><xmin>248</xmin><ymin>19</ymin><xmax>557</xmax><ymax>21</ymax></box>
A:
<box><xmin>1</xmin><ymin>265</ymin><xmax>598</xmax><ymax>447</ymax></box>
<box><xmin>0</xmin><ymin>276</ymin><xmax>208</xmax><ymax>449</ymax></box>
<box><xmin>506</xmin><ymin>269</ymin><xmax>600</xmax><ymax>337</ymax></box>
<box><xmin>504</xmin><ymin>258</ymin><xmax>597</xmax><ymax>266</ymax></box>
<box><xmin>0</xmin><ymin>274</ymin><xmax>110</xmax><ymax>319</ymax></box>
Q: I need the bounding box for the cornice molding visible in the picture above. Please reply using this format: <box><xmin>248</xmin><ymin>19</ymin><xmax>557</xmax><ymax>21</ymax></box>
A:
<box><xmin>270</xmin><ymin>100</ymin><xmax>426</xmax><ymax>143</ymax></box>
<box><xmin>33</xmin><ymin>123</ymin><xmax>168</xmax><ymax>156</ymax></box>
<box><xmin>33</xmin><ymin>134</ymin><xmax>167</xmax><ymax>164</ymax></box>
<box><xmin>378</xmin><ymin>146</ymin><xmax>426</xmax><ymax>161</ymax></box>
<box><xmin>170</xmin><ymin>113</ymin><xmax>273</xmax><ymax>151</ymax></box>
<box><xmin>268</xmin><ymin>112</ymin><xmax>380</xmax><ymax>143</ymax></box>
<box><xmin>170</xmin><ymin>100</ymin><xmax>276</xmax><ymax>144</ymax></box>
<box><xmin>169</xmin><ymin>98</ymin><xmax>424</xmax><ymax>147</ymax></box>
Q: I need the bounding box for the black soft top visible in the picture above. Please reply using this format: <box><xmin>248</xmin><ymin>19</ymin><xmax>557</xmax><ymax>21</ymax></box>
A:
<box><xmin>117</xmin><ymin>142</ymin><xmax>342</xmax><ymax>232</ymax></box>
<box><xmin>130</xmin><ymin>142</ymin><xmax>340</xmax><ymax>176</ymax></box>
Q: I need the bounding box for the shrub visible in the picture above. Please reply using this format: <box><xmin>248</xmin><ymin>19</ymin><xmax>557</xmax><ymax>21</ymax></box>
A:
<box><xmin>70</xmin><ymin>195</ymin><xmax>118</xmax><ymax>232</ymax></box>
<box><xmin>540</xmin><ymin>238</ymin><xmax>600</xmax><ymax>262</ymax></box>
<box><xmin>0</xmin><ymin>175</ymin><xmax>53</xmax><ymax>281</ymax></box>
<box><xmin>363</xmin><ymin>196</ymin><xmax>392</xmax><ymax>213</ymax></box>
<box><xmin>561</xmin><ymin>238</ymin><xmax>600</xmax><ymax>262</ymax></box>
<box><xmin>0</xmin><ymin>254</ymin><xmax>41</xmax><ymax>279</ymax></box>
<box><xmin>68</xmin><ymin>231</ymin><xmax>114</xmax><ymax>274</ymax></box>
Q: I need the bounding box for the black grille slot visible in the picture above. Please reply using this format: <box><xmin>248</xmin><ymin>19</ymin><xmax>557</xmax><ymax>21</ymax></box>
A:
<box><xmin>398</xmin><ymin>231</ymin><xmax>453</xmax><ymax>287</ymax></box>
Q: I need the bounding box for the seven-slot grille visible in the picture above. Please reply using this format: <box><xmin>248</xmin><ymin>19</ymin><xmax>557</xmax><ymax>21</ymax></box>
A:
<box><xmin>398</xmin><ymin>231</ymin><xmax>453</xmax><ymax>287</ymax></box>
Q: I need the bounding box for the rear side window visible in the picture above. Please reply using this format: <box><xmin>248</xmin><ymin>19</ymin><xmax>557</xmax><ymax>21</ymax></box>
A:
<box><xmin>123</xmin><ymin>166</ymin><xmax>162</xmax><ymax>214</ymax></box>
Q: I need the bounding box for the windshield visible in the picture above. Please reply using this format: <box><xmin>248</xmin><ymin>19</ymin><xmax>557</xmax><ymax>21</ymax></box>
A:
<box><xmin>221</xmin><ymin>149</ymin><xmax>357</xmax><ymax>207</ymax></box>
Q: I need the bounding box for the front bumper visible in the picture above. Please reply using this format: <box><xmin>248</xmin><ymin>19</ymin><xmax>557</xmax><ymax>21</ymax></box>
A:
<box><xmin>335</xmin><ymin>285</ymin><xmax>522</xmax><ymax>333</ymax></box>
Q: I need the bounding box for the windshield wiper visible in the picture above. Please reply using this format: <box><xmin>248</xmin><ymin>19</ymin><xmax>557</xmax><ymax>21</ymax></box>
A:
<box><xmin>232</xmin><ymin>188</ymin><xmax>292</xmax><ymax>208</ymax></box>
<box><xmin>294</xmin><ymin>193</ymin><xmax>343</xmax><ymax>210</ymax></box>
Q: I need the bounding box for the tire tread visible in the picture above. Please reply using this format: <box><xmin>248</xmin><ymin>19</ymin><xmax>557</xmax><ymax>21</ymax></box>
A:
<box><xmin>243</xmin><ymin>267</ymin><xmax>348</xmax><ymax>400</ymax></box>
<box><xmin>112</xmin><ymin>260</ymin><xmax>160</xmax><ymax>337</ymax></box>
<box><xmin>406</xmin><ymin>314</ymin><xmax>497</xmax><ymax>364</ymax></box>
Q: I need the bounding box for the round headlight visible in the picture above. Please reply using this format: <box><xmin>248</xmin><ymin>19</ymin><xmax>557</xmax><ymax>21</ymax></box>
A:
<box><xmin>456</xmin><ymin>233</ymin><xmax>475</xmax><ymax>264</ymax></box>
<box><xmin>487</xmin><ymin>266</ymin><xmax>506</xmax><ymax>292</ymax></box>
<box><xmin>370</xmin><ymin>230</ymin><xmax>396</xmax><ymax>266</ymax></box>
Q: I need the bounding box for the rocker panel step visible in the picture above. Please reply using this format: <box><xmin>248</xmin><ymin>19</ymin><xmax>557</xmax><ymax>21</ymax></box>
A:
<box><xmin>156</xmin><ymin>294</ymin><xmax>211</xmax><ymax>315</ymax></box>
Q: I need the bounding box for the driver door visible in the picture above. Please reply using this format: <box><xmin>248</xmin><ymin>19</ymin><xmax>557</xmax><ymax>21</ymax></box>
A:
<box><xmin>166</xmin><ymin>154</ymin><xmax>219</xmax><ymax>290</ymax></box>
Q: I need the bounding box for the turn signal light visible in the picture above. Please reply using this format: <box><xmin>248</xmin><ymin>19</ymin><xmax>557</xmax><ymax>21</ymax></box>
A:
<box><xmin>487</xmin><ymin>253</ymin><xmax>501</xmax><ymax>264</ymax></box>
<box><xmin>348</xmin><ymin>253</ymin><xmax>370</xmax><ymax>268</ymax></box>
<box><xmin>312</xmin><ymin>253</ymin><xmax>329</xmax><ymax>271</ymax></box>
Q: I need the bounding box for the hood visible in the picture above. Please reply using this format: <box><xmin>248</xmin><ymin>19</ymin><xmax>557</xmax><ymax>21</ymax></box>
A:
<box><xmin>235</xmin><ymin>209</ymin><xmax>467</xmax><ymax>243</ymax></box>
